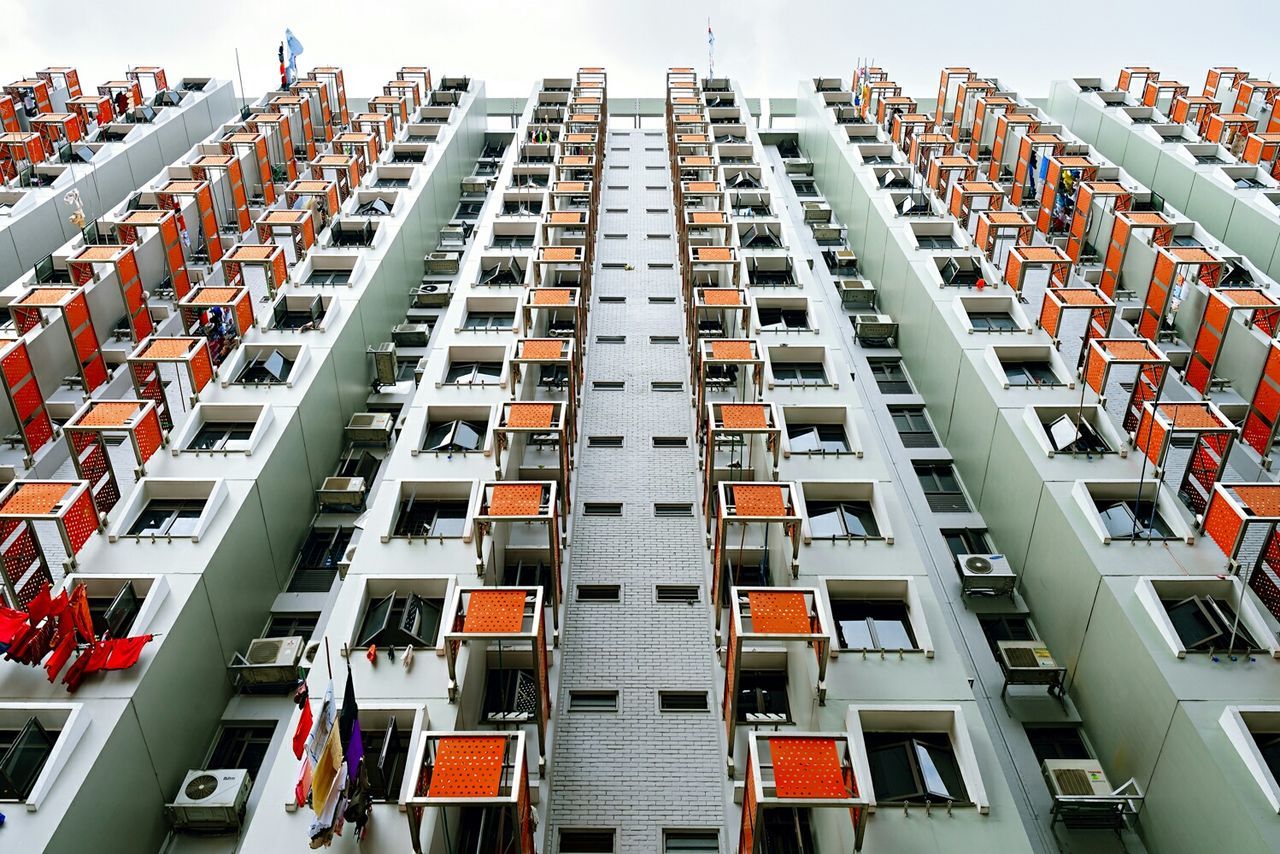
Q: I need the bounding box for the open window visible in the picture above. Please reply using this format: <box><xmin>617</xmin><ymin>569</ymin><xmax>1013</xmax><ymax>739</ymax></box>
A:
<box><xmin>782</xmin><ymin>406</ymin><xmax>857</xmax><ymax>456</ymax></box>
<box><xmin>110</xmin><ymin>479</ymin><xmax>227</xmax><ymax>543</ymax></box>
<box><xmin>1074</xmin><ymin>480</ymin><xmax>1192</xmax><ymax>544</ymax></box>
<box><xmin>769</xmin><ymin>347</ymin><xmax>833</xmax><ymax>388</ymax></box>
<box><xmin>0</xmin><ymin>704</ymin><xmax>86</xmax><ymax>808</ymax></box>
<box><xmin>174</xmin><ymin>404</ymin><xmax>271</xmax><ymax>456</ymax></box>
<box><xmin>1025</xmin><ymin>405</ymin><xmax>1124</xmax><ymax>459</ymax></box>
<box><xmin>824</xmin><ymin>577</ymin><xmax>933</xmax><ymax>656</ymax></box>
<box><xmin>357</xmin><ymin>591</ymin><xmax>443</xmax><ymax>649</ymax></box>
<box><xmin>229</xmin><ymin>344</ymin><xmax>305</xmax><ymax>386</ymax></box>
<box><xmin>1221</xmin><ymin>707</ymin><xmax>1280</xmax><ymax>813</ymax></box>
<box><xmin>287</xmin><ymin>527</ymin><xmax>352</xmax><ymax>593</ymax></box>
<box><xmin>269</xmin><ymin>294</ymin><xmax>329</xmax><ymax>331</ymax></box>
<box><xmin>420</xmin><ymin>405</ymin><xmax>491</xmax><ymax>455</ymax></box>
<box><xmin>1136</xmin><ymin>577</ymin><xmax>1278</xmax><ymax>658</ymax></box>
<box><xmin>988</xmin><ymin>345</ymin><xmax>1072</xmax><ymax>389</ymax></box>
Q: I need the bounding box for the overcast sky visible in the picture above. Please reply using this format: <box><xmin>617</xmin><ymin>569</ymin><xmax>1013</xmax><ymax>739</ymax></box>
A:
<box><xmin>1</xmin><ymin>0</ymin><xmax>1273</xmax><ymax>103</ymax></box>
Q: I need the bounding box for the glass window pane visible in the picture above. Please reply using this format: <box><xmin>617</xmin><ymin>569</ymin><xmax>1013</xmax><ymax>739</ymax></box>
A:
<box><xmin>867</xmin><ymin>742</ymin><xmax>919</xmax><ymax>800</ymax></box>
<box><xmin>873</xmin><ymin>617</ymin><xmax>914</xmax><ymax>650</ymax></box>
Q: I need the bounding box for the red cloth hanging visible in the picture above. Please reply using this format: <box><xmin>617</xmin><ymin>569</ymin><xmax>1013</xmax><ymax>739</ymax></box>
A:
<box><xmin>67</xmin><ymin>585</ymin><xmax>94</xmax><ymax>642</ymax></box>
<box><xmin>0</xmin><ymin>606</ymin><xmax>27</xmax><ymax>645</ymax></box>
<box><xmin>45</xmin><ymin>631</ymin><xmax>76</xmax><ymax>682</ymax></box>
<box><xmin>104</xmin><ymin>634</ymin><xmax>153</xmax><ymax>670</ymax></box>
<box><xmin>292</xmin><ymin>701</ymin><xmax>314</xmax><ymax>760</ymax></box>
<box><xmin>26</xmin><ymin>584</ymin><xmax>52</xmax><ymax>625</ymax></box>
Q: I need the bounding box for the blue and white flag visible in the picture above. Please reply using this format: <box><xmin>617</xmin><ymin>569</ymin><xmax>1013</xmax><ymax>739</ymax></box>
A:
<box><xmin>285</xmin><ymin>29</ymin><xmax>304</xmax><ymax>85</ymax></box>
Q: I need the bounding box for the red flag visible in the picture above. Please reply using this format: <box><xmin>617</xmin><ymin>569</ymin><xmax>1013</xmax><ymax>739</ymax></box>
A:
<box><xmin>0</xmin><ymin>606</ymin><xmax>27</xmax><ymax>645</ymax></box>
<box><xmin>292</xmin><ymin>701</ymin><xmax>313</xmax><ymax>759</ymax></box>
<box><xmin>104</xmin><ymin>634</ymin><xmax>153</xmax><ymax>670</ymax></box>
<box><xmin>26</xmin><ymin>583</ymin><xmax>52</xmax><ymax>625</ymax></box>
<box><xmin>45</xmin><ymin>631</ymin><xmax>76</xmax><ymax>682</ymax></box>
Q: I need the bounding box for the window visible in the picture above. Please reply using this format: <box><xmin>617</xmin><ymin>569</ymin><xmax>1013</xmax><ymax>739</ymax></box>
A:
<box><xmin>736</xmin><ymin>670</ymin><xmax>790</xmax><ymax>722</ymax></box>
<box><xmin>265</xmin><ymin>612</ymin><xmax>319</xmax><ymax>639</ymax></box>
<box><xmin>126</xmin><ymin>499</ymin><xmax>205</xmax><ymax>537</ymax></box>
<box><xmin>288</xmin><ymin>528</ymin><xmax>351</xmax><ymax>593</ymax></box>
<box><xmin>831</xmin><ymin>599</ymin><xmax>916</xmax><ymax>651</ymax></box>
<box><xmin>357</xmin><ymin>592</ymin><xmax>443</xmax><ymax>648</ymax></box>
<box><xmin>659</xmin><ymin>691</ymin><xmax>709</xmax><ymax>712</ymax></box>
<box><xmin>758</xmin><ymin>307</ymin><xmax>810</xmax><ymax>331</ymax></box>
<box><xmin>560</xmin><ymin>829</ymin><xmax>616</xmax><ymax>853</ymax></box>
<box><xmin>462</xmin><ymin>312</ymin><xmax>515</xmax><ymax>330</ymax></box>
<box><xmin>577</xmin><ymin>585</ymin><xmax>620</xmax><ymax>602</ymax></box>
<box><xmin>595</xmin><ymin>335</ymin><xmax>626</xmax><ymax>344</ymax></box>
<box><xmin>656</xmin><ymin>585</ymin><xmax>700</xmax><ymax>603</ymax></box>
<box><xmin>85</xmin><ymin>581</ymin><xmax>143</xmax><ymax>639</ymax></box>
<box><xmin>599</xmin><ymin>295</ymin><xmax>626</xmax><ymax>303</ymax></box>
<box><xmin>772</xmin><ymin>362</ymin><xmax>827</xmax><ymax>385</ymax></box>
<box><xmin>393</xmin><ymin>498</ymin><xmax>467</xmax><ymax>538</ymax></box>
<box><xmin>1024</xmin><ymin>726</ymin><xmax>1091</xmax><ymax>763</ymax></box>
<box><xmin>652</xmin><ymin>381</ymin><xmax>684</xmax><ymax>392</ymax></box>
<box><xmin>807</xmin><ymin>500</ymin><xmax>880</xmax><ymax>539</ymax></box>
<box><xmin>593</xmin><ymin>380</ymin><xmax>625</xmax><ymax>390</ymax></box>
<box><xmin>759</xmin><ymin>809</ymin><xmax>815</xmax><ymax>852</ymax></box>
<box><xmin>915</xmin><ymin>464</ymin><xmax>970</xmax><ymax>513</ymax></box>
<box><xmin>207</xmin><ymin>723</ymin><xmax>276</xmax><ymax>780</ymax></box>
<box><xmin>588</xmin><ymin>436</ymin><xmax>624</xmax><ymax>448</ymax></box>
<box><xmin>236</xmin><ymin>349</ymin><xmax>293</xmax><ymax>384</ymax></box>
<box><xmin>654</xmin><ymin>503</ymin><xmax>694</xmax><ymax>518</ymax></box>
<box><xmin>187</xmin><ymin>421</ymin><xmax>255</xmax><ymax>452</ymax></box>
<box><xmin>781</xmin><ymin>423</ymin><xmax>845</xmax><ymax>454</ymax></box>
<box><xmin>444</xmin><ymin>361</ymin><xmax>502</xmax><ymax>384</ymax></box>
<box><xmin>423</xmin><ymin>419</ymin><xmax>487</xmax><ymax>453</ymax></box>
<box><xmin>489</xmin><ymin>234</ymin><xmax>534</xmax><ymax>249</ymax></box>
<box><xmin>864</xmin><ymin>731</ymin><xmax>968</xmax><ymax>804</ymax></box>
<box><xmin>569</xmin><ymin>690</ymin><xmax>618</xmax><ymax>712</ymax></box>
<box><xmin>977</xmin><ymin>615</ymin><xmax>1035</xmax><ymax>657</ymax></box>
<box><xmin>1162</xmin><ymin>595</ymin><xmax>1258</xmax><ymax>652</ymax></box>
<box><xmin>1093</xmin><ymin>498</ymin><xmax>1175</xmax><ymax>541</ymax></box>
<box><xmin>583</xmin><ymin>502</ymin><xmax>623</xmax><ymax>517</ymax></box>
<box><xmin>360</xmin><ymin>715</ymin><xmax>408</xmax><ymax>801</ymax></box>
<box><xmin>868</xmin><ymin>359</ymin><xmax>912</xmax><ymax>394</ymax></box>
<box><xmin>649</xmin><ymin>296</ymin><xmax>677</xmax><ymax>304</ymax></box>
<box><xmin>305</xmin><ymin>269</ymin><xmax>350</xmax><ymax>286</ymax></box>
<box><xmin>968</xmin><ymin>312</ymin><xmax>1020</xmax><ymax>332</ymax></box>
<box><xmin>663</xmin><ymin>830</ymin><xmax>720</xmax><ymax>852</ymax></box>
<box><xmin>942</xmin><ymin>528</ymin><xmax>990</xmax><ymax>560</ymax></box>
<box><xmin>0</xmin><ymin>717</ymin><xmax>57</xmax><ymax>800</ymax></box>
<box><xmin>651</xmin><ymin>336</ymin><xmax>679</xmax><ymax>344</ymax></box>
<box><xmin>915</xmin><ymin>235</ymin><xmax>957</xmax><ymax>249</ymax></box>
<box><xmin>1003</xmin><ymin>361</ymin><xmax>1062</xmax><ymax>388</ymax></box>
<box><xmin>653</xmin><ymin>436</ymin><xmax>688</xmax><ymax>448</ymax></box>
<box><xmin>890</xmin><ymin>407</ymin><xmax>937</xmax><ymax>448</ymax></box>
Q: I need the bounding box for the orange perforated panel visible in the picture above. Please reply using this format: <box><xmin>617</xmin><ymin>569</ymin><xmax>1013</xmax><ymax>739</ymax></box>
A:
<box><xmin>541</xmin><ymin>247</ymin><xmax>580</xmax><ymax>262</ymax></box>
<box><xmin>702</xmin><ymin>290</ymin><xmax>742</xmax><ymax>305</ymax></box>
<box><xmin>77</xmin><ymin>402</ymin><xmax>140</xmax><ymax>428</ymax></box>
<box><xmin>548</xmin><ymin>212</ymin><xmax>584</xmax><ymax>224</ymax></box>
<box><xmin>139</xmin><ymin>339</ymin><xmax>193</xmax><ymax>359</ymax></box>
<box><xmin>709</xmin><ymin>341</ymin><xmax>753</xmax><ymax>360</ymax></box>
<box><xmin>489</xmin><ymin>484</ymin><xmax>544</xmax><ymax>517</ymax></box>
<box><xmin>555</xmin><ymin>182</ymin><xmax>587</xmax><ymax>192</ymax></box>
<box><xmin>428</xmin><ymin>736</ymin><xmax>505</xmax><ymax>799</ymax></box>
<box><xmin>1162</xmin><ymin>404</ymin><xmax>1229</xmax><ymax>429</ymax></box>
<box><xmin>507</xmin><ymin>403</ymin><xmax>555</xmax><ymax>428</ymax></box>
<box><xmin>520</xmin><ymin>340</ymin><xmax>565</xmax><ymax>360</ymax></box>
<box><xmin>770</xmin><ymin>737</ymin><xmax>850</xmax><ymax>799</ymax></box>
<box><xmin>188</xmin><ymin>288</ymin><xmax>241</xmax><ymax>305</ymax></box>
<box><xmin>691</xmin><ymin>212</ymin><xmax>727</xmax><ymax>224</ymax></box>
<box><xmin>1103</xmin><ymin>340</ymin><xmax>1161</xmax><ymax>361</ymax></box>
<box><xmin>17</xmin><ymin>288</ymin><xmax>74</xmax><ymax>306</ymax></box>
<box><xmin>720</xmin><ymin>404</ymin><xmax>767</xmax><ymax>429</ymax></box>
<box><xmin>1232</xmin><ymin>486</ymin><xmax>1280</xmax><ymax>517</ymax></box>
<box><xmin>531</xmin><ymin>289</ymin><xmax>572</xmax><ymax>305</ymax></box>
<box><xmin>463</xmin><ymin>590</ymin><xmax>528</xmax><ymax>634</ymax></box>
<box><xmin>1018</xmin><ymin>246</ymin><xmax>1070</xmax><ymax>263</ymax></box>
<box><xmin>696</xmin><ymin>247</ymin><xmax>733</xmax><ymax>262</ymax></box>
<box><xmin>748</xmin><ymin>590</ymin><xmax>812</xmax><ymax>635</ymax></box>
<box><xmin>2</xmin><ymin>482</ymin><xmax>71</xmax><ymax>515</ymax></box>
<box><xmin>1223</xmin><ymin>289</ymin><xmax>1280</xmax><ymax>308</ymax></box>
<box><xmin>225</xmin><ymin>244</ymin><xmax>279</xmax><ymax>261</ymax></box>
<box><xmin>1057</xmin><ymin>289</ymin><xmax>1108</xmax><ymax>305</ymax></box>
<box><xmin>733</xmin><ymin>485</ymin><xmax>787</xmax><ymax>518</ymax></box>
<box><xmin>686</xmin><ymin>182</ymin><xmax>720</xmax><ymax>193</ymax></box>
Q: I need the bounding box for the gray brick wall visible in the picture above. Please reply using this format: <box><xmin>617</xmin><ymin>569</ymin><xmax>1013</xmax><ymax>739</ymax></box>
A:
<box><xmin>546</xmin><ymin>127</ymin><xmax>729</xmax><ymax>853</ymax></box>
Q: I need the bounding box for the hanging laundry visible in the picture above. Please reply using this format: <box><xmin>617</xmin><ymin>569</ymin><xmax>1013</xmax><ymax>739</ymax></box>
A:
<box><xmin>292</xmin><ymin>682</ymin><xmax>312</xmax><ymax>759</ymax></box>
<box><xmin>67</xmin><ymin>585</ymin><xmax>93</xmax><ymax>642</ymax></box>
<box><xmin>44</xmin><ymin>631</ymin><xmax>76</xmax><ymax>682</ymax></box>
<box><xmin>297</xmin><ymin>680</ymin><xmax>335</xmax><ymax>808</ymax></box>
<box><xmin>311</xmin><ymin>724</ymin><xmax>344</xmax><ymax>816</ymax></box>
<box><xmin>339</xmin><ymin>668</ymin><xmax>363</xmax><ymax>786</ymax></box>
<box><xmin>0</xmin><ymin>606</ymin><xmax>27</xmax><ymax>646</ymax></box>
<box><xmin>342</xmin><ymin>760</ymin><xmax>373</xmax><ymax>841</ymax></box>
<box><xmin>103</xmin><ymin>634</ymin><xmax>153</xmax><ymax>670</ymax></box>
<box><xmin>26</xmin><ymin>584</ymin><xmax>53</xmax><ymax>625</ymax></box>
<box><xmin>308</xmin><ymin>761</ymin><xmax>346</xmax><ymax>848</ymax></box>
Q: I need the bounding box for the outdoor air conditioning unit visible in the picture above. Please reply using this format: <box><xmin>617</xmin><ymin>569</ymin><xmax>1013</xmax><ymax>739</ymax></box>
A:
<box><xmin>854</xmin><ymin>314</ymin><xmax>898</xmax><ymax>347</ymax></box>
<box><xmin>369</xmin><ymin>342</ymin><xmax>398</xmax><ymax>386</ymax></box>
<box><xmin>802</xmin><ymin>201</ymin><xmax>831</xmax><ymax>222</ymax></box>
<box><xmin>838</xmin><ymin>279</ymin><xmax>876</xmax><ymax>309</ymax></box>
<box><xmin>166</xmin><ymin>769</ymin><xmax>251</xmax><ymax>832</ymax></box>
<box><xmin>229</xmin><ymin>635</ymin><xmax>304</xmax><ymax>688</ymax></box>
<box><xmin>460</xmin><ymin>177</ymin><xmax>488</xmax><ymax>196</ymax></box>
<box><xmin>424</xmin><ymin>251</ymin><xmax>461</xmax><ymax>274</ymax></box>
<box><xmin>318</xmin><ymin>476</ymin><xmax>367</xmax><ymax>508</ymax></box>
<box><xmin>1043</xmin><ymin>759</ymin><xmax>1113</xmax><ymax>799</ymax></box>
<box><xmin>393</xmin><ymin>322</ymin><xmax>431</xmax><ymax>347</ymax></box>
<box><xmin>414</xmin><ymin>280</ymin><xmax>455</xmax><ymax>307</ymax></box>
<box><xmin>347</xmin><ymin>412</ymin><xmax>394</xmax><ymax>445</ymax></box>
<box><xmin>997</xmin><ymin>640</ymin><xmax>1067</xmax><ymax>697</ymax></box>
<box><xmin>958</xmin><ymin>553</ymin><xmax>1015</xmax><ymax>597</ymax></box>
<box><xmin>811</xmin><ymin>224</ymin><xmax>843</xmax><ymax>243</ymax></box>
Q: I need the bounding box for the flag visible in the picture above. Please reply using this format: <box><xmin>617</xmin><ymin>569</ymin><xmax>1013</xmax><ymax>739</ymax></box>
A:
<box><xmin>339</xmin><ymin>667</ymin><xmax>364</xmax><ymax>786</ymax></box>
<box><xmin>285</xmin><ymin>29</ymin><xmax>304</xmax><ymax>86</ymax></box>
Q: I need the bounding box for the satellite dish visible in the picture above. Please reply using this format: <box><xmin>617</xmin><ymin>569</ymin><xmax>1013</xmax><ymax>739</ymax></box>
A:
<box><xmin>965</xmin><ymin>555</ymin><xmax>993</xmax><ymax>575</ymax></box>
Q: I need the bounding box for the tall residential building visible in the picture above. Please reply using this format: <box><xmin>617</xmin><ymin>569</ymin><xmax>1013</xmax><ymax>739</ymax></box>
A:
<box><xmin>1</xmin><ymin>54</ymin><xmax>1280</xmax><ymax>854</ymax></box>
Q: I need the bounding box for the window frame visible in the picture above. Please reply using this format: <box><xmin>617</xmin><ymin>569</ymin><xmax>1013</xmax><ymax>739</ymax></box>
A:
<box><xmin>1136</xmin><ymin>577</ymin><xmax>1280</xmax><ymax>659</ymax></box>
<box><xmin>824</xmin><ymin>577</ymin><xmax>934</xmax><ymax>657</ymax></box>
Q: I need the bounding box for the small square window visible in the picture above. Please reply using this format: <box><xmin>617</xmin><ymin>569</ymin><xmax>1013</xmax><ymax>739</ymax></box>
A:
<box><xmin>831</xmin><ymin>599</ymin><xmax>916</xmax><ymax>651</ymax></box>
<box><xmin>569</xmin><ymin>690</ymin><xmax>618</xmax><ymax>712</ymax></box>
<box><xmin>0</xmin><ymin>716</ymin><xmax>59</xmax><ymax>800</ymax></box>
<box><xmin>393</xmin><ymin>498</ymin><xmax>468</xmax><ymax>538</ymax></box>
<box><xmin>864</xmin><ymin>731</ymin><xmax>969</xmax><ymax>804</ymax></box>
<box><xmin>978</xmin><ymin>614</ymin><xmax>1035</xmax><ymax>657</ymax></box>
<box><xmin>736</xmin><ymin>670</ymin><xmax>790</xmax><ymax>722</ymax></box>
<box><xmin>126</xmin><ymin>499</ymin><xmax>205</xmax><ymax>537</ymax></box>
<box><xmin>807</xmin><ymin>500</ymin><xmax>880</xmax><ymax>539</ymax></box>
<box><xmin>206</xmin><ymin>723</ymin><xmax>277</xmax><ymax>780</ymax></box>
<box><xmin>356</xmin><ymin>591</ymin><xmax>443</xmax><ymax>648</ymax></box>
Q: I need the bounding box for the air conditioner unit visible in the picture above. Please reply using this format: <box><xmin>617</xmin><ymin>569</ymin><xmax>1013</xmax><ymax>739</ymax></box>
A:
<box><xmin>838</xmin><ymin>279</ymin><xmax>876</xmax><ymax>309</ymax></box>
<box><xmin>414</xmin><ymin>280</ymin><xmax>455</xmax><ymax>307</ymax></box>
<box><xmin>802</xmin><ymin>201</ymin><xmax>832</xmax><ymax>222</ymax></box>
<box><xmin>460</xmin><ymin>177</ymin><xmax>487</xmax><ymax>197</ymax></box>
<box><xmin>1043</xmin><ymin>759</ymin><xmax>1113</xmax><ymax>798</ymax></box>
<box><xmin>996</xmin><ymin>640</ymin><xmax>1066</xmax><ymax>696</ymax></box>
<box><xmin>369</xmin><ymin>342</ymin><xmax>398</xmax><ymax>386</ymax></box>
<box><xmin>347</xmin><ymin>412</ymin><xmax>394</xmax><ymax>445</ymax></box>
<box><xmin>854</xmin><ymin>314</ymin><xmax>898</xmax><ymax>347</ymax></box>
<box><xmin>958</xmin><ymin>553</ymin><xmax>1016</xmax><ymax>597</ymax></box>
<box><xmin>393</xmin><ymin>322</ymin><xmax>431</xmax><ymax>347</ymax></box>
<box><xmin>811</xmin><ymin>224</ymin><xmax>843</xmax><ymax>243</ymax></box>
<box><xmin>424</xmin><ymin>251</ymin><xmax>461</xmax><ymax>274</ymax></box>
<box><xmin>166</xmin><ymin>768</ymin><xmax>251</xmax><ymax>832</ymax></box>
<box><xmin>318</xmin><ymin>476</ymin><xmax>367</xmax><ymax>508</ymax></box>
<box><xmin>229</xmin><ymin>635</ymin><xmax>304</xmax><ymax>688</ymax></box>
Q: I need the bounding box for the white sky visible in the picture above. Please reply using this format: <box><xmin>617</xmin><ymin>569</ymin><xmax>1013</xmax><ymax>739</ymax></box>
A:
<box><xmin>0</xmin><ymin>0</ymin><xmax>1274</xmax><ymax>103</ymax></box>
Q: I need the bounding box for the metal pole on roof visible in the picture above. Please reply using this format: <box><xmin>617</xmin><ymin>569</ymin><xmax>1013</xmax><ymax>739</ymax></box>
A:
<box><xmin>234</xmin><ymin>49</ymin><xmax>248</xmax><ymax>118</ymax></box>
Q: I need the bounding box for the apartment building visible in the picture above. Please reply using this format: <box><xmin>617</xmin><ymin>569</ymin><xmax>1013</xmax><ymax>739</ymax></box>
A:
<box><xmin>3</xmin><ymin>51</ymin><xmax>1280</xmax><ymax>854</ymax></box>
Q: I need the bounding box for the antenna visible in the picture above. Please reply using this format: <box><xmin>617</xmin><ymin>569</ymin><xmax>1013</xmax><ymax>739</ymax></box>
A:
<box><xmin>707</xmin><ymin>18</ymin><xmax>715</xmax><ymax>81</ymax></box>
